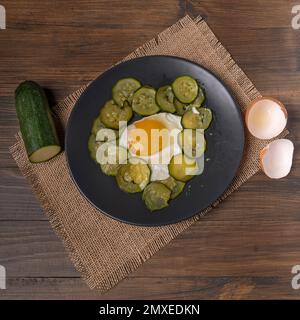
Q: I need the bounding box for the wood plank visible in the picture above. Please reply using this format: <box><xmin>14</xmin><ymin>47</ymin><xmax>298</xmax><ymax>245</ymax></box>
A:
<box><xmin>1</xmin><ymin>0</ymin><xmax>300</xmax><ymax>299</ymax></box>
<box><xmin>1</xmin><ymin>276</ymin><xmax>297</xmax><ymax>300</ymax></box>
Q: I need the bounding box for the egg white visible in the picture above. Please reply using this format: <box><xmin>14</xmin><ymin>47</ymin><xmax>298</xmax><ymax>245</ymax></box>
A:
<box><xmin>119</xmin><ymin>113</ymin><xmax>183</xmax><ymax>181</ymax></box>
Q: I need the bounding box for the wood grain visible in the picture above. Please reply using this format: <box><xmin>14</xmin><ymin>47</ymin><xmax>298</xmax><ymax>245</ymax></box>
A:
<box><xmin>0</xmin><ymin>0</ymin><xmax>300</xmax><ymax>299</ymax></box>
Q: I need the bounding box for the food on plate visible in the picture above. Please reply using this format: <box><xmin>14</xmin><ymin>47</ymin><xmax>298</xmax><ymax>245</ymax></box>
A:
<box><xmin>245</xmin><ymin>97</ymin><xmax>287</xmax><ymax>139</ymax></box>
<box><xmin>182</xmin><ymin>108</ymin><xmax>212</xmax><ymax>130</ymax></box>
<box><xmin>15</xmin><ymin>81</ymin><xmax>61</xmax><ymax>163</ymax></box>
<box><xmin>156</xmin><ymin>85</ymin><xmax>176</xmax><ymax>113</ymax></box>
<box><xmin>143</xmin><ymin>182</ymin><xmax>171</xmax><ymax>211</ymax></box>
<box><xmin>172</xmin><ymin>75</ymin><xmax>199</xmax><ymax>104</ymax></box>
<box><xmin>169</xmin><ymin>153</ymin><xmax>199</xmax><ymax>182</ymax></box>
<box><xmin>132</xmin><ymin>86</ymin><xmax>160</xmax><ymax>116</ymax></box>
<box><xmin>260</xmin><ymin>139</ymin><xmax>294</xmax><ymax>179</ymax></box>
<box><xmin>100</xmin><ymin>99</ymin><xmax>133</xmax><ymax>129</ymax></box>
<box><xmin>112</xmin><ymin>77</ymin><xmax>141</xmax><ymax>107</ymax></box>
<box><xmin>178</xmin><ymin>129</ymin><xmax>206</xmax><ymax>158</ymax></box>
<box><xmin>88</xmin><ymin>76</ymin><xmax>213</xmax><ymax>211</ymax></box>
<box><xmin>116</xmin><ymin>161</ymin><xmax>150</xmax><ymax>193</ymax></box>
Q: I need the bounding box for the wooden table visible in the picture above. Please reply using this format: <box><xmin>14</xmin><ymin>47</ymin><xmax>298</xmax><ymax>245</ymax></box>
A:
<box><xmin>0</xmin><ymin>0</ymin><xmax>299</xmax><ymax>299</ymax></box>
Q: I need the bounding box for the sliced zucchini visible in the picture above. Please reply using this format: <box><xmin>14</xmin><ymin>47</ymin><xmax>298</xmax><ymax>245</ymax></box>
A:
<box><xmin>178</xmin><ymin>129</ymin><xmax>206</xmax><ymax>158</ymax></box>
<box><xmin>181</xmin><ymin>108</ymin><xmax>212</xmax><ymax>129</ymax></box>
<box><xmin>92</xmin><ymin>117</ymin><xmax>105</xmax><ymax>135</ymax></box>
<box><xmin>112</xmin><ymin>78</ymin><xmax>141</xmax><ymax>107</ymax></box>
<box><xmin>95</xmin><ymin>128</ymin><xmax>118</xmax><ymax>143</ymax></box>
<box><xmin>132</xmin><ymin>86</ymin><xmax>160</xmax><ymax>116</ymax></box>
<box><xmin>172</xmin><ymin>76</ymin><xmax>198</xmax><ymax>104</ymax></box>
<box><xmin>96</xmin><ymin>142</ymin><xmax>127</xmax><ymax>165</ymax></box>
<box><xmin>100</xmin><ymin>99</ymin><xmax>133</xmax><ymax>129</ymax></box>
<box><xmin>88</xmin><ymin>134</ymin><xmax>102</xmax><ymax>161</ymax></box>
<box><xmin>96</xmin><ymin>143</ymin><xmax>128</xmax><ymax>176</ymax></box>
<box><xmin>116</xmin><ymin>162</ymin><xmax>150</xmax><ymax>193</ymax></box>
<box><xmin>156</xmin><ymin>85</ymin><xmax>176</xmax><ymax>113</ymax></box>
<box><xmin>189</xmin><ymin>87</ymin><xmax>205</xmax><ymax>108</ymax></box>
<box><xmin>169</xmin><ymin>153</ymin><xmax>199</xmax><ymax>182</ymax></box>
<box><xmin>160</xmin><ymin>176</ymin><xmax>186</xmax><ymax>200</ymax></box>
<box><xmin>174</xmin><ymin>98</ymin><xmax>188</xmax><ymax>115</ymax></box>
<box><xmin>143</xmin><ymin>182</ymin><xmax>171</xmax><ymax>211</ymax></box>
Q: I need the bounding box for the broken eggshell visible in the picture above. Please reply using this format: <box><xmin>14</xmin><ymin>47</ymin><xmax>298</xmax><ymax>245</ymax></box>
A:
<box><xmin>260</xmin><ymin>139</ymin><xmax>294</xmax><ymax>179</ymax></box>
<box><xmin>245</xmin><ymin>97</ymin><xmax>287</xmax><ymax>140</ymax></box>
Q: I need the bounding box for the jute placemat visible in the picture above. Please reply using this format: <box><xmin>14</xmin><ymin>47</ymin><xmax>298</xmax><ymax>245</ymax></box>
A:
<box><xmin>10</xmin><ymin>15</ymin><xmax>288</xmax><ymax>292</ymax></box>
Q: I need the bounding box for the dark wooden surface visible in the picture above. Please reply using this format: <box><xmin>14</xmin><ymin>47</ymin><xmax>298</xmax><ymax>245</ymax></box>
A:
<box><xmin>0</xmin><ymin>0</ymin><xmax>300</xmax><ymax>299</ymax></box>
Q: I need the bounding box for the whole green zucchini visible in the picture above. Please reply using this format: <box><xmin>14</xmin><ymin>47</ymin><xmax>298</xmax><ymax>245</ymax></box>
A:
<box><xmin>15</xmin><ymin>81</ymin><xmax>61</xmax><ymax>163</ymax></box>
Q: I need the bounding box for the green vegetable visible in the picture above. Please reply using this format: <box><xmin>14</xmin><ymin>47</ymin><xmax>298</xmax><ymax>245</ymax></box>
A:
<box><xmin>92</xmin><ymin>117</ymin><xmax>105</xmax><ymax>135</ymax></box>
<box><xmin>160</xmin><ymin>177</ymin><xmax>185</xmax><ymax>199</ymax></box>
<box><xmin>169</xmin><ymin>153</ymin><xmax>199</xmax><ymax>182</ymax></box>
<box><xmin>116</xmin><ymin>162</ymin><xmax>150</xmax><ymax>193</ymax></box>
<box><xmin>88</xmin><ymin>134</ymin><xmax>102</xmax><ymax>161</ymax></box>
<box><xmin>100</xmin><ymin>99</ymin><xmax>133</xmax><ymax>129</ymax></box>
<box><xmin>189</xmin><ymin>87</ymin><xmax>205</xmax><ymax>108</ymax></box>
<box><xmin>172</xmin><ymin>76</ymin><xmax>198</xmax><ymax>104</ymax></box>
<box><xmin>178</xmin><ymin>129</ymin><xmax>206</xmax><ymax>158</ymax></box>
<box><xmin>112</xmin><ymin>78</ymin><xmax>141</xmax><ymax>107</ymax></box>
<box><xmin>156</xmin><ymin>85</ymin><xmax>176</xmax><ymax>113</ymax></box>
<box><xmin>143</xmin><ymin>182</ymin><xmax>171</xmax><ymax>211</ymax></box>
<box><xmin>181</xmin><ymin>108</ymin><xmax>212</xmax><ymax>129</ymax></box>
<box><xmin>132</xmin><ymin>86</ymin><xmax>160</xmax><ymax>116</ymax></box>
<box><xmin>15</xmin><ymin>81</ymin><xmax>61</xmax><ymax>163</ymax></box>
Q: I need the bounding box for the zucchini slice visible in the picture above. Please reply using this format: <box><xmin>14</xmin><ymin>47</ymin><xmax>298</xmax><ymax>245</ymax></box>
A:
<box><xmin>15</xmin><ymin>81</ymin><xmax>61</xmax><ymax>163</ymax></box>
<box><xmin>178</xmin><ymin>129</ymin><xmax>206</xmax><ymax>158</ymax></box>
<box><xmin>95</xmin><ymin>128</ymin><xmax>118</xmax><ymax>143</ymax></box>
<box><xmin>96</xmin><ymin>143</ymin><xmax>128</xmax><ymax>176</ymax></box>
<box><xmin>112</xmin><ymin>78</ymin><xmax>141</xmax><ymax>107</ymax></box>
<box><xmin>100</xmin><ymin>99</ymin><xmax>133</xmax><ymax>129</ymax></box>
<box><xmin>174</xmin><ymin>98</ymin><xmax>188</xmax><ymax>115</ymax></box>
<box><xmin>143</xmin><ymin>182</ymin><xmax>171</xmax><ymax>211</ymax></box>
<box><xmin>116</xmin><ymin>162</ymin><xmax>150</xmax><ymax>193</ymax></box>
<box><xmin>88</xmin><ymin>133</ymin><xmax>102</xmax><ymax>161</ymax></box>
<box><xmin>169</xmin><ymin>153</ymin><xmax>199</xmax><ymax>182</ymax></box>
<box><xmin>156</xmin><ymin>85</ymin><xmax>176</xmax><ymax>113</ymax></box>
<box><xmin>92</xmin><ymin>117</ymin><xmax>105</xmax><ymax>135</ymax></box>
<box><xmin>181</xmin><ymin>108</ymin><xmax>212</xmax><ymax>130</ymax></box>
<box><xmin>172</xmin><ymin>76</ymin><xmax>198</xmax><ymax>104</ymax></box>
<box><xmin>132</xmin><ymin>86</ymin><xmax>160</xmax><ymax>116</ymax></box>
<box><xmin>160</xmin><ymin>177</ymin><xmax>185</xmax><ymax>200</ymax></box>
<box><xmin>189</xmin><ymin>87</ymin><xmax>205</xmax><ymax>108</ymax></box>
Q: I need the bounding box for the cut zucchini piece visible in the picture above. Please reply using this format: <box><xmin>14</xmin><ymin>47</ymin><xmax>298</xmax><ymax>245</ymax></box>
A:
<box><xmin>96</xmin><ymin>142</ymin><xmax>127</xmax><ymax>165</ymax></box>
<box><xmin>189</xmin><ymin>87</ymin><xmax>205</xmax><ymax>108</ymax></box>
<box><xmin>95</xmin><ymin>128</ymin><xmax>118</xmax><ymax>143</ymax></box>
<box><xmin>169</xmin><ymin>153</ymin><xmax>199</xmax><ymax>182</ymax></box>
<box><xmin>156</xmin><ymin>85</ymin><xmax>176</xmax><ymax>113</ymax></box>
<box><xmin>143</xmin><ymin>182</ymin><xmax>171</xmax><ymax>211</ymax></box>
<box><xmin>116</xmin><ymin>162</ymin><xmax>150</xmax><ymax>193</ymax></box>
<box><xmin>88</xmin><ymin>133</ymin><xmax>102</xmax><ymax>161</ymax></box>
<box><xmin>29</xmin><ymin>145</ymin><xmax>61</xmax><ymax>163</ymax></box>
<box><xmin>178</xmin><ymin>129</ymin><xmax>206</xmax><ymax>158</ymax></box>
<box><xmin>181</xmin><ymin>108</ymin><xmax>212</xmax><ymax>129</ymax></box>
<box><xmin>174</xmin><ymin>98</ymin><xmax>189</xmax><ymax>115</ymax></box>
<box><xmin>132</xmin><ymin>86</ymin><xmax>160</xmax><ymax>116</ymax></box>
<box><xmin>15</xmin><ymin>81</ymin><xmax>61</xmax><ymax>163</ymax></box>
<box><xmin>96</xmin><ymin>143</ymin><xmax>128</xmax><ymax>176</ymax></box>
<box><xmin>112</xmin><ymin>78</ymin><xmax>141</xmax><ymax>107</ymax></box>
<box><xmin>92</xmin><ymin>117</ymin><xmax>105</xmax><ymax>135</ymax></box>
<box><xmin>100</xmin><ymin>99</ymin><xmax>133</xmax><ymax>129</ymax></box>
<box><xmin>172</xmin><ymin>76</ymin><xmax>198</xmax><ymax>104</ymax></box>
<box><xmin>160</xmin><ymin>176</ymin><xmax>186</xmax><ymax>200</ymax></box>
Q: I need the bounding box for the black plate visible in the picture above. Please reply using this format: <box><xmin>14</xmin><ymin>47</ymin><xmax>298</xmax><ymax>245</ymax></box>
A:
<box><xmin>65</xmin><ymin>55</ymin><xmax>244</xmax><ymax>226</ymax></box>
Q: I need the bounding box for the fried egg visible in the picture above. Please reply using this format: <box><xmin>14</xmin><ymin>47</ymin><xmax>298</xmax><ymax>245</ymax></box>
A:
<box><xmin>119</xmin><ymin>113</ymin><xmax>182</xmax><ymax>180</ymax></box>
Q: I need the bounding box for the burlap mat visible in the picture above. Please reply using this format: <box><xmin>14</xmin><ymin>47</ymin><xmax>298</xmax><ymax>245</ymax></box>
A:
<box><xmin>10</xmin><ymin>15</ymin><xmax>288</xmax><ymax>292</ymax></box>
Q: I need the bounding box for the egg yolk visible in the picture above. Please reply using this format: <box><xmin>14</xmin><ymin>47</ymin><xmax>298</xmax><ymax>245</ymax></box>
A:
<box><xmin>129</xmin><ymin>119</ymin><xmax>169</xmax><ymax>156</ymax></box>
